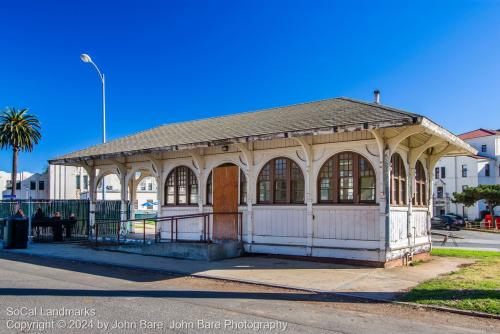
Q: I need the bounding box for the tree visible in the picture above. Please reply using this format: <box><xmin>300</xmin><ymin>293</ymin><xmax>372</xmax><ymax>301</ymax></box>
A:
<box><xmin>0</xmin><ymin>108</ymin><xmax>41</xmax><ymax>196</ymax></box>
<box><xmin>453</xmin><ymin>184</ymin><xmax>500</xmax><ymax>227</ymax></box>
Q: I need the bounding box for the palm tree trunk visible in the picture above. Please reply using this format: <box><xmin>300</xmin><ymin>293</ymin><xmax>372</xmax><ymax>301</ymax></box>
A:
<box><xmin>11</xmin><ymin>148</ymin><xmax>18</xmax><ymax>197</ymax></box>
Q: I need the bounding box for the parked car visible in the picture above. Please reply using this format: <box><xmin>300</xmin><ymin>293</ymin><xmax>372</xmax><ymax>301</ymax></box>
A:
<box><xmin>444</xmin><ymin>213</ymin><xmax>465</xmax><ymax>225</ymax></box>
<box><xmin>431</xmin><ymin>215</ymin><xmax>463</xmax><ymax>230</ymax></box>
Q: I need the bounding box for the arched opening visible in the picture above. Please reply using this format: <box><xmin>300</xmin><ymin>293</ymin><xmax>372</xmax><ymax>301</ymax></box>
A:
<box><xmin>206</xmin><ymin>163</ymin><xmax>244</xmax><ymax>240</ymax></box>
<box><xmin>128</xmin><ymin>169</ymin><xmax>158</xmax><ymax>216</ymax></box>
<box><xmin>206</xmin><ymin>165</ymin><xmax>247</xmax><ymax>205</ymax></box>
<box><xmin>96</xmin><ymin>173</ymin><xmax>121</xmax><ymax>201</ymax></box>
<box><xmin>257</xmin><ymin>157</ymin><xmax>305</xmax><ymax>204</ymax></box>
<box><xmin>163</xmin><ymin>166</ymin><xmax>198</xmax><ymax>206</ymax></box>
<box><xmin>317</xmin><ymin>151</ymin><xmax>376</xmax><ymax>204</ymax></box>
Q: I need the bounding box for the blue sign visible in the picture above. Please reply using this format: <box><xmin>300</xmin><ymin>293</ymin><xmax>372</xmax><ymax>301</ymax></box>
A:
<box><xmin>2</xmin><ymin>194</ymin><xmax>16</xmax><ymax>199</ymax></box>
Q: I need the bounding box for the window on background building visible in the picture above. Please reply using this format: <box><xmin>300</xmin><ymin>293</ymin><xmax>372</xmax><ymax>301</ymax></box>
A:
<box><xmin>441</xmin><ymin>166</ymin><xmax>446</xmax><ymax>179</ymax></box>
<box><xmin>83</xmin><ymin>175</ymin><xmax>88</xmax><ymax>190</ymax></box>
<box><xmin>75</xmin><ymin>175</ymin><xmax>81</xmax><ymax>190</ymax></box>
<box><xmin>16</xmin><ymin>181</ymin><xmax>21</xmax><ymax>190</ymax></box>
<box><xmin>30</xmin><ymin>181</ymin><xmax>36</xmax><ymax>190</ymax></box>
<box><xmin>437</xmin><ymin>186</ymin><xmax>444</xmax><ymax>199</ymax></box>
<box><xmin>6</xmin><ymin>180</ymin><xmax>12</xmax><ymax>189</ymax></box>
<box><xmin>164</xmin><ymin>166</ymin><xmax>198</xmax><ymax>205</ymax></box>
<box><xmin>257</xmin><ymin>158</ymin><xmax>305</xmax><ymax>204</ymax></box>
<box><xmin>413</xmin><ymin>161</ymin><xmax>427</xmax><ymax>206</ymax></box>
<box><xmin>391</xmin><ymin>153</ymin><xmax>407</xmax><ymax>205</ymax></box>
<box><xmin>148</xmin><ymin>182</ymin><xmax>153</xmax><ymax>191</ymax></box>
<box><xmin>435</xmin><ymin>167</ymin><xmax>440</xmax><ymax>179</ymax></box>
<box><xmin>462</xmin><ymin>164</ymin><xmax>468</xmax><ymax>177</ymax></box>
<box><xmin>140</xmin><ymin>182</ymin><xmax>146</xmax><ymax>191</ymax></box>
<box><xmin>485</xmin><ymin>163</ymin><xmax>490</xmax><ymax>177</ymax></box>
<box><xmin>481</xmin><ymin>144</ymin><xmax>487</xmax><ymax>153</ymax></box>
<box><xmin>38</xmin><ymin>181</ymin><xmax>44</xmax><ymax>191</ymax></box>
<box><xmin>317</xmin><ymin>152</ymin><xmax>375</xmax><ymax>204</ymax></box>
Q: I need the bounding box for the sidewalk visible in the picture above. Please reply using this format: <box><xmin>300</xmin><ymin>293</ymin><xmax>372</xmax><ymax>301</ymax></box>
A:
<box><xmin>1</xmin><ymin>243</ymin><xmax>471</xmax><ymax>301</ymax></box>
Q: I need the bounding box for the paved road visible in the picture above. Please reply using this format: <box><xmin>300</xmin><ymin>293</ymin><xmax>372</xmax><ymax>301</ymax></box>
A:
<box><xmin>0</xmin><ymin>253</ymin><xmax>498</xmax><ymax>334</ymax></box>
<box><xmin>431</xmin><ymin>228</ymin><xmax>500</xmax><ymax>251</ymax></box>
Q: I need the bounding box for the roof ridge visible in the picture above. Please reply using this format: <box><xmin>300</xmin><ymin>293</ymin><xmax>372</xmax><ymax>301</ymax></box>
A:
<box><xmin>337</xmin><ymin>97</ymin><xmax>421</xmax><ymax>118</ymax></box>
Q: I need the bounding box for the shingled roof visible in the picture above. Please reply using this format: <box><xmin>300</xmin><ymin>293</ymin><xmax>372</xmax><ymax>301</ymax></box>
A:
<box><xmin>51</xmin><ymin>97</ymin><xmax>424</xmax><ymax>163</ymax></box>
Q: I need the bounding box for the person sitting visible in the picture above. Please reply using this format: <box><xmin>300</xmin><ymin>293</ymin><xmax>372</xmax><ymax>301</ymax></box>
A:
<box><xmin>52</xmin><ymin>212</ymin><xmax>62</xmax><ymax>220</ymax></box>
<box><xmin>14</xmin><ymin>209</ymin><xmax>25</xmax><ymax>218</ymax></box>
<box><xmin>34</xmin><ymin>208</ymin><xmax>45</xmax><ymax>220</ymax></box>
<box><xmin>69</xmin><ymin>213</ymin><xmax>76</xmax><ymax>220</ymax></box>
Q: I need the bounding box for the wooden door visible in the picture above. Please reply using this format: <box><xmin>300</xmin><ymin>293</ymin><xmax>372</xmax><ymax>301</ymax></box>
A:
<box><xmin>213</xmin><ymin>165</ymin><xmax>239</xmax><ymax>240</ymax></box>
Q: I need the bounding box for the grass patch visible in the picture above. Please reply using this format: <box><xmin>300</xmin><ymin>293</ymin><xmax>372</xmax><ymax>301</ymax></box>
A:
<box><xmin>402</xmin><ymin>249</ymin><xmax>500</xmax><ymax>315</ymax></box>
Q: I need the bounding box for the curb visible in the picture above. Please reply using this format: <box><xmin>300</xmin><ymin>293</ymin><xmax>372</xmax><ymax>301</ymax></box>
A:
<box><xmin>2</xmin><ymin>250</ymin><xmax>499</xmax><ymax>321</ymax></box>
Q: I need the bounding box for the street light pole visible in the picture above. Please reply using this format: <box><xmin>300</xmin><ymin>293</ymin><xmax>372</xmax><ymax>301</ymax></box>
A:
<box><xmin>80</xmin><ymin>53</ymin><xmax>106</xmax><ymax>200</ymax></box>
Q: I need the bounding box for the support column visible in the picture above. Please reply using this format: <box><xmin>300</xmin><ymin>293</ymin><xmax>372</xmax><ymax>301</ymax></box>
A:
<box><xmin>383</xmin><ymin>148</ymin><xmax>392</xmax><ymax>258</ymax></box>
<box><xmin>88</xmin><ymin>168</ymin><xmax>97</xmax><ymax>240</ymax></box>
<box><xmin>305</xmin><ymin>163</ymin><xmax>314</xmax><ymax>256</ymax></box>
<box><xmin>407</xmin><ymin>166</ymin><xmax>416</xmax><ymax>246</ymax></box>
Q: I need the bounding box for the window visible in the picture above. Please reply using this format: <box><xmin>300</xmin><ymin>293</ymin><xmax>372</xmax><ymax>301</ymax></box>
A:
<box><xmin>140</xmin><ymin>182</ymin><xmax>146</xmax><ymax>191</ymax></box>
<box><xmin>164</xmin><ymin>166</ymin><xmax>198</xmax><ymax>205</ymax></box>
<box><xmin>437</xmin><ymin>186</ymin><xmax>444</xmax><ymax>198</ymax></box>
<box><xmin>441</xmin><ymin>166</ymin><xmax>446</xmax><ymax>179</ymax></box>
<box><xmin>413</xmin><ymin>161</ymin><xmax>427</xmax><ymax>206</ymax></box>
<box><xmin>30</xmin><ymin>181</ymin><xmax>36</xmax><ymax>190</ymax></box>
<box><xmin>257</xmin><ymin>158</ymin><xmax>304</xmax><ymax>204</ymax></box>
<box><xmin>240</xmin><ymin>170</ymin><xmax>247</xmax><ymax>204</ymax></box>
<box><xmin>205</xmin><ymin>168</ymin><xmax>248</xmax><ymax>205</ymax></box>
<box><xmin>38</xmin><ymin>181</ymin><xmax>45</xmax><ymax>191</ymax></box>
<box><xmin>16</xmin><ymin>181</ymin><xmax>21</xmax><ymax>190</ymax></box>
<box><xmin>435</xmin><ymin>167</ymin><xmax>440</xmax><ymax>179</ymax></box>
<box><xmin>317</xmin><ymin>152</ymin><xmax>375</xmax><ymax>204</ymax></box>
<box><xmin>148</xmin><ymin>182</ymin><xmax>153</xmax><ymax>191</ymax></box>
<box><xmin>5</xmin><ymin>180</ymin><xmax>12</xmax><ymax>190</ymax></box>
<box><xmin>391</xmin><ymin>153</ymin><xmax>407</xmax><ymax>205</ymax></box>
<box><xmin>206</xmin><ymin>172</ymin><xmax>212</xmax><ymax>204</ymax></box>
<box><xmin>462</xmin><ymin>164</ymin><xmax>468</xmax><ymax>178</ymax></box>
<box><xmin>485</xmin><ymin>163</ymin><xmax>490</xmax><ymax>177</ymax></box>
<box><xmin>481</xmin><ymin>144</ymin><xmax>487</xmax><ymax>153</ymax></box>
<box><xmin>75</xmin><ymin>175</ymin><xmax>81</xmax><ymax>190</ymax></box>
<box><xmin>83</xmin><ymin>175</ymin><xmax>88</xmax><ymax>190</ymax></box>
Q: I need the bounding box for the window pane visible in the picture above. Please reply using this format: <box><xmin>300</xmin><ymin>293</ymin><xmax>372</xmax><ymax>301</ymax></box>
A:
<box><xmin>319</xmin><ymin>160</ymin><xmax>334</xmax><ymax>202</ymax></box>
<box><xmin>258</xmin><ymin>163</ymin><xmax>271</xmax><ymax>202</ymax></box>
<box><xmin>259</xmin><ymin>181</ymin><xmax>270</xmax><ymax>202</ymax></box>
<box><xmin>240</xmin><ymin>170</ymin><xmax>247</xmax><ymax>204</ymax></box>
<box><xmin>188</xmin><ymin>170</ymin><xmax>198</xmax><ymax>204</ymax></box>
<box><xmin>290</xmin><ymin>162</ymin><xmax>304</xmax><ymax>203</ymax></box>
<box><xmin>339</xmin><ymin>153</ymin><xmax>353</xmax><ymax>201</ymax></box>
<box><xmin>206</xmin><ymin>172</ymin><xmax>212</xmax><ymax>204</ymax></box>
<box><xmin>360</xmin><ymin>176</ymin><xmax>375</xmax><ymax>201</ymax></box>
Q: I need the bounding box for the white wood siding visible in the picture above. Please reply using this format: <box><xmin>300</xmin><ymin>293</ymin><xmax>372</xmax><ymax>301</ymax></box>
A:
<box><xmin>313</xmin><ymin>205</ymin><xmax>379</xmax><ymax>241</ymax></box>
<box><xmin>253</xmin><ymin>206</ymin><xmax>307</xmax><ymax>238</ymax></box>
<box><xmin>390</xmin><ymin>207</ymin><xmax>408</xmax><ymax>245</ymax></box>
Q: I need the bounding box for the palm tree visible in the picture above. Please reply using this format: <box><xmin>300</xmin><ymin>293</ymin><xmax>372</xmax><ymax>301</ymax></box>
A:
<box><xmin>0</xmin><ymin>108</ymin><xmax>41</xmax><ymax>197</ymax></box>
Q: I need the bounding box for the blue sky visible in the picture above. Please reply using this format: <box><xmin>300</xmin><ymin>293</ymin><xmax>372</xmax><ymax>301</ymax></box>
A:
<box><xmin>0</xmin><ymin>0</ymin><xmax>499</xmax><ymax>173</ymax></box>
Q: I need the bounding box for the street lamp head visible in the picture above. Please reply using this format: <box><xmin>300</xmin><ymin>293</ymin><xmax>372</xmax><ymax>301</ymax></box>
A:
<box><xmin>80</xmin><ymin>53</ymin><xmax>92</xmax><ymax>63</ymax></box>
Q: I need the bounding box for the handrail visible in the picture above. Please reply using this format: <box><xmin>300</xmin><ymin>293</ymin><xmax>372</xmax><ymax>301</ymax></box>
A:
<box><xmin>94</xmin><ymin>211</ymin><xmax>243</xmax><ymax>245</ymax></box>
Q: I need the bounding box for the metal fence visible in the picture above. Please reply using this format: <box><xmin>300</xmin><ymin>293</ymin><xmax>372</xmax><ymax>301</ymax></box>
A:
<box><xmin>0</xmin><ymin>199</ymin><xmax>130</xmax><ymax>242</ymax></box>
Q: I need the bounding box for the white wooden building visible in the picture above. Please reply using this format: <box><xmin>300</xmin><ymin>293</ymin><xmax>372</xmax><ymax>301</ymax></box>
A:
<box><xmin>49</xmin><ymin>97</ymin><xmax>476</xmax><ymax>266</ymax></box>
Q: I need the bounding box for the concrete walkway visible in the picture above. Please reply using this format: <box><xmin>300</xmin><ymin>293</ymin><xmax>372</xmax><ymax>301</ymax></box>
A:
<box><xmin>1</xmin><ymin>243</ymin><xmax>471</xmax><ymax>301</ymax></box>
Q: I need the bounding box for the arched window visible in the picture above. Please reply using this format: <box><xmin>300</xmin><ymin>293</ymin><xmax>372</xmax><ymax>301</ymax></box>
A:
<box><xmin>413</xmin><ymin>161</ymin><xmax>427</xmax><ymax>206</ymax></box>
<box><xmin>205</xmin><ymin>168</ymin><xmax>247</xmax><ymax>205</ymax></box>
<box><xmin>391</xmin><ymin>153</ymin><xmax>407</xmax><ymax>205</ymax></box>
<box><xmin>164</xmin><ymin>166</ymin><xmax>198</xmax><ymax>205</ymax></box>
<box><xmin>257</xmin><ymin>158</ymin><xmax>304</xmax><ymax>204</ymax></box>
<box><xmin>317</xmin><ymin>152</ymin><xmax>376</xmax><ymax>204</ymax></box>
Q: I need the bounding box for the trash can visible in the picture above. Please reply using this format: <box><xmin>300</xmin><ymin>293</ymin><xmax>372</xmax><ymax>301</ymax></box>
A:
<box><xmin>52</xmin><ymin>221</ymin><xmax>63</xmax><ymax>242</ymax></box>
<box><xmin>3</xmin><ymin>217</ymin><xmax>28</xmax><ymax>249</ymax></box>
